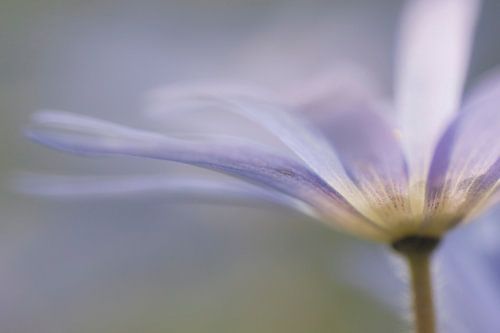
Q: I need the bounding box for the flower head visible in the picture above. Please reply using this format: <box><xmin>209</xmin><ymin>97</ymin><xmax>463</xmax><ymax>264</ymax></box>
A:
<box><xmin>26</xmin><ymin>0</ymin><xmax>498</xmax><ymax>245</ymax></box>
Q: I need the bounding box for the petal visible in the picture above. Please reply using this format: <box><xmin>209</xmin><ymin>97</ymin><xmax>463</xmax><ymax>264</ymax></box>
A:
<box><xmin>14</xmin><ymin>173</ymin><xmax>318</xmax><ymax>217</ymax></box>
<box><xmin>426</xmin><ymin>70</ymin><xmax>500</xmax><ymax>227</ymax></box>
<box><xmin>298</xmin><ymin>92</ymin><xmax>411</xmax><ymax>227</ymax></box>
<box><xmin>478</xmin><ymin>188</ymin><xmax>500</xmax><ymax>216</ymax></box>
<box><xmin>27</xmin><ymin>112</ymin><xmax>326</xmax><ymax>203</ymax></box>
<box><xmin>27</xmin><ymin>111</ymin><xmax>389</xmax><ymax>240</ymax></box>
<box><xmin>463</xmin><ymin>159</ymin><xmax>499</xmax><ymax>222</ymax></box>
<box><xmin>283</xmin><ymin>64</ymin><xmax>384</xmax><ymax>107</ymax></box>
<box><xmin>436</xmin><ymin>222</ymin><xmax>500</xmax><ymax>333</ymax></box>
<box><xmin>395</xmin><ymin>0</ymin><xmax>480</xmax><ymax>210</ymax></box>
<box><xmin>147</xmin><ymin>85</ymin><xmax>362</xmax><ymax>205</ymax></box>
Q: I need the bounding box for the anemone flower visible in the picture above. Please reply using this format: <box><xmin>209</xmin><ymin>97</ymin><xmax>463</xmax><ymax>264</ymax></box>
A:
<box><xmin>25</xmin><ymin>0</ymin><xmax>498</xmax><ymax>332</ymax></box>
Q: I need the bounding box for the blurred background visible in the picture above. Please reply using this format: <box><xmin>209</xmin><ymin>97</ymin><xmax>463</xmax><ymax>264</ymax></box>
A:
<box><xmin>1</xmin><ymin>0</ymin><xmax>500</xmax><ymax>332</ymax></box>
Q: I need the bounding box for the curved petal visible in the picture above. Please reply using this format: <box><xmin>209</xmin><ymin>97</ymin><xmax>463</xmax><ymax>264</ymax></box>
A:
<box><xmin>436</xmin><ymin>220</ymin><xmax>500</xmax><ymax>333</ymax></box>
<box><xmin>463</xmin><ymin>163</ymin><xmax>499</xmax><ymax>223</ymax></box>
<box><xmin>298</xmin><ymin>93</ymin><xmax>412</xmax><ymax>229</ymax></box>
<box><xmin>426</xmin><ymin>70</ymin><xmax>500</xmax><ymax>229</ymax></box>
<box><xmin>147</xmin><ymin>85</ymin><xmax>362</xmax><ymax>205</ymax></box>
<box><xmin>437</xmin><ymin>251</ymin><xmax>500</xmax><ymax>333</ymax></box>
<box><xmin>395</xmin><ymin>0</ymin><xmax>480</xmax><ymax>212</ymax></box>
<box><xmin>13</xmin><ymin>173</ymin><xmax>318</xmax><ymax>217</ymax></box>
<box><xmin>283</xmin><ymin>64</ymin><xmax>384</xmax><ymax>107</ymax></box>
<box><xmin>476</xmin><ymin>187</ymin><xmax>500</xmax><ymax>218</ymax></box>
<box><xmin>27</xmin><ymin>111</ymin><xmax>390</xmax><ymax>240</ymax></box>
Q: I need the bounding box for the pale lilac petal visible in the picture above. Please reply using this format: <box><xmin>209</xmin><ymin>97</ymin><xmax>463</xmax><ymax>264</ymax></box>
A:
<box><xmin>466</xmin><ymin>158</ymin><xmax>499</xmax><ymax>200</ymax></box>
<box><xmin>437</xmin><ymin>253</ymin><xmax>500</xmax><ymax>333</ymax></box>
<box><xmin>27</xmin><ymin>111</ymin><xmax>389</xmax><ymax>240</ymax></box>
<box><xmin>436</xmin><ymin>221</ymin><xmax>500</xmax><ymax>333</ymax></box>
<box><xmin>300</xmin><ymin>97</ymin><xmax>406</xmax><ymax>185</ymax></box>
<box><xmin>426</xmin><ymin>70</ymin><xmax>500</xmax><ymax>227</ymax></box>
<box><xmin>284</xmin><ymin>64</ymin><xmax>383</xmax><ymax>107</ymax></box>
<box><xmin>298</xmin><ymin>94</ymin><xmax>412</xmax><ymax>226</ymax></box>
<box><xmin>464</xmin><ymin>160</ymin><xmax>499</xmax><ymax>221</ymax></box>
<box><xmin>27</xmin><ymin>112</ymin><xmax>326</xmax><ymax>203</ymax></box>
<box><xmin>491</xmin><ymin>189</ymin><xmax>500</xmax><ymax>206</ymax></box>
<box><xmin>147</xmin><ymin>85</ymin><xmax>362</xmax><ymax>205</ymax></box>
<box><xmin>478</xmin><ymin>188</ymin><xmax>500</xmax><ymax>216</ymax></box>
<box><xmin>14</xmin><ymin>173</ymin><xmax>318</xmax><ymax>217</ymax></box>
<box><xmin>395</xmin><ymin>0</ymin><xmax>480</xmax><ymax>210</ymax></box>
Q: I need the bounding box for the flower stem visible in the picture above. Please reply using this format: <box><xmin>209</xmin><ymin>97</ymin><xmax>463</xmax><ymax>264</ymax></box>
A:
<box><xmin>392</xmin><ymin>236</ymin><xmax>440</xmax><ymax>333</ymax></box>
<box><xmin>405</xmin><ymin>250</ymin><xmax>436</xmax><ymax>333</ymax></box>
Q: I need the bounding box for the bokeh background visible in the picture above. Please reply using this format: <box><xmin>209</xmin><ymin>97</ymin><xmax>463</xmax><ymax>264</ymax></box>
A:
<box><xmin>1</xmin><ymin>0</ymin><xmax>500</xmax><ymax>332</ymax></box>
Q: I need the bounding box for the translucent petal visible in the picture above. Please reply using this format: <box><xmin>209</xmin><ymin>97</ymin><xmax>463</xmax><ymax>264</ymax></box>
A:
<box><xmin>147</xmin><ymin>85</ymin><xmax>362</xmax><ymax>204</ymax></box>
<box><xmin>437</xmin><ymin>224</ymin><xmax>500</xmax><ymax>333</ymax></box>
<box><xmin>27</xmin><ymin>111</ymin><xmax>389</xmax><ymax>240</ymax></box>
<box><xmin>14</xmin><ymin>173</ymin><xmax>318</xmax><ymax>218</ymax></box>
<box><xmin>298</xmin><ymin>93</ymin><xmax>411</xmax><ymax>229</ymax></box>
<box><xmin>396</xmin><ymin>0</ymin><xmax>480</xmax><ymax>212</ymax></box>
<box><xmin>478</xmin><ymin>188</ymin><xmax>500</xmax><ymax>216</ymax></box>
<box><xmin>426</xmin><ymin>70</ymin><xmax>500</xmax><ymax>230</ymax></box>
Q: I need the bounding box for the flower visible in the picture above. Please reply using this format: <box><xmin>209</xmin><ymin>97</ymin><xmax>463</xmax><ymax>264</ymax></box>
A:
<box><xmin>26</xmin><ymin>0</ymin><xmax>498</xmax><ymax>245</ymax></box>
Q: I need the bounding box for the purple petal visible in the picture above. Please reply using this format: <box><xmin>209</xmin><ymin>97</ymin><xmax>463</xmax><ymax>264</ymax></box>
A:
<box><xmin>298</xmin><ymin>95</ymin><xmax>410</xmax><ymax>224</ymax></box>
<box><xmin>27</xmin><ymin>111</ymin><xmax>389</xmax><ymax>240</ymax></box>
<box><xmin>300</xmin><ymin>99</ymin><xmax>407</xmax><ymax>185</ymax></box>
<box><xmin>284</xmin><ymin>65</ymin><xmax>383</xmax><ymax>107</ymax></box>
<box><xmin>477</xmin><ymin>189</ymin><xmax>500</xmax><ymax>217</ymax></box>
<box><xmin>147</xmin><ymin>84</ymin><xmax>361</xmax><ymax>204</ymax></box>
<box><xmin>436</xmin><ymin>219</ymin><xmax>500</xmax><ymax>333</ymax></box>
<box><xmin>466</xmin><ymin>158</ymin><xmax>499</xmax><ymax>201</ymax></box>
<box><xmin>14</xmin><ymin>173</ymin><xmax>318</xmax><ymax>217</ymax></box>
<box><xmin>426</xmin><ymin>70</ymin><xmax>500</xmax><ymax>219</ymax></box>
<box><xmin>395</xmin><ymin>0</ymin><xmax>480</xmax><ymax>208</ymax></box>
<box><xmin>27</xmin><ymin>112</ymin><xmax>326</xmax><ymax>203</ymax></box>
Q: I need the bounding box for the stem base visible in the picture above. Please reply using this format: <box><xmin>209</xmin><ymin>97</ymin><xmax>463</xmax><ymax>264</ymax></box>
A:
<box><xmin>392</xmin><ymin>236</ymin><xmax>440</xmax><ymax>333</ymax></box>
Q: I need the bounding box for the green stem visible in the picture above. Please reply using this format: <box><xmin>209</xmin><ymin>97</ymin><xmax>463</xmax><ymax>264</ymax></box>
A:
<box><xmin>392</xmin><ymin>236</ymin><xmax>439</xmax><ymax>333</ymax></box>
<box><xmin>405</xmin><ymin>250</ymin><xmax>436</xmax><ymax>333</ymax></box>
